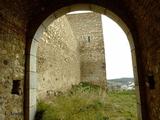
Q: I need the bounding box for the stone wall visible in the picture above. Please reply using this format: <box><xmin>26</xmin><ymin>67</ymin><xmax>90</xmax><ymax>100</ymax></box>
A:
<box><xmin>37</xmin><ymin>13</ymin><xmax>106</xmax><ymax>99</ymax></box>
<box><xmin>0</xmin><ymin>4</ymin><xmax>26</xmax><ymax>120</ymax></box>
<box><xmin>67</xmin><ymin>12</ymin><xmax>107</xmax><ymax>88</ymax></box>
<box><xmin>37</xmin><ymin>15</ymin><xmax>80</xmax><ymax>99</ymax></box>
<box><xmin>1</xmin><ymin>1</ymin><xmax>160</xmax><ymax>120</ymax></box>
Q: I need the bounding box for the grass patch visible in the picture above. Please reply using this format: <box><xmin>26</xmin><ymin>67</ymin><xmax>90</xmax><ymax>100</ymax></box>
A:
<box><xmin>36</xmin><ymin>82</ymin><xmax>138</xmax><ymax>120</ymax></box>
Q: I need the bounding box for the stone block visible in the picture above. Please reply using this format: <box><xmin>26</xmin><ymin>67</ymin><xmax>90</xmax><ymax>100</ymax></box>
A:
<box><xmin>90</xmin><ymin>4</ymin><xmax>105</xmax><ymax>14</ymax></box>
<box><xmin>42</xmin><ymin>14</ymin><xmax>56</xmax><ymax>28</ymax></box>
<box><xmin>30</xmin><ymin>89</ymin><xmax>37</xmax><ymax>107</ymax></box>
<box><xmin>33</xmin><ymin>24</ymin><xmax>46</xmax><ymax>41</ymax></box>
<box><xmin>29</xmin><ymin>105</ymin><xmax>37</xmax><ymax>120</ymax></box>
<box><xmin>0</xmin><ymin>114</ymin><xmax>5</xmax><ymax>120</ymax></box>
<box><xmin>54</xmin><ymin>6</ymin><xmax>71</xmax><ymax>18</ymax></box>
<box><xmin>30</xmin><ymin>40</ymin><xmax>38</xmax><ymax>56</ymax></box>
<box><xmin>29</xmin><ymin>72</ymin><xmax>37</xmax><ymax>89</ymax></box>
<box><xmin>30</xmin><ymin>55</ymin><xmax>37</xmax><ymax>72</ymax></box>
<box><xmin>70</xmin><ymin>4</ymin><xmax>91</xmax><ymax>11</ymax></box>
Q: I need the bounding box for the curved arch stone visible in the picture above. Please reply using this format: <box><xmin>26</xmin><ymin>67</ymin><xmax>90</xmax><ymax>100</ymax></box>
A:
<box><xmin>27</xmin><ymin>3</ymin><xmax>142</xmax><ymax>120</ymax></box>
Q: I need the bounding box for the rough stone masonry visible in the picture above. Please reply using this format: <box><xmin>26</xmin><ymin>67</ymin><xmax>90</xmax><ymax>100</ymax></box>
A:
<box><xmin>1</xmin><ymin>0</ymin><xmax>160</xmax><ymax>120</ymax></box>
<box><xmin>67</xmin><ymin>12</ymin><xmax>106</xmax><ymax>88</ymax></box>
<box><xmin>37</xmin><ymin>12</ymin><xmax>107</xmax><ymax>99</ymax></box>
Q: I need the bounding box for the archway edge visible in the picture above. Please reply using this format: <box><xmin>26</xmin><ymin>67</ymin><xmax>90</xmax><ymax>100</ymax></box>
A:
<box><xmin>31</xmin><ymin>4</ymin><xmax>135</xmax><ymax>55</ymax></box>
<box><xmin>25</xmin><ymin>3</ymin><xmax>146</xmax><ymax>120</ymax></box>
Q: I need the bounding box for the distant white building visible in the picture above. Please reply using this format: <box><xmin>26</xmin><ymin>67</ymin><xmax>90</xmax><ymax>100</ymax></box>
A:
<box><xmin>121</xmin><ymin>85</ymin><xmax>128</xmax><ymax>90</ymax></box>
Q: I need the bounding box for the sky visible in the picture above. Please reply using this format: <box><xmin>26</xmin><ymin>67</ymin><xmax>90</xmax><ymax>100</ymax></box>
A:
<box><xmin>101</xmin><ymin>15</ymin><xmax>133</xmax><ymax>79</ymax></box>
<box><xmin>68</xmin><ymin>11</ymin><xmax>134</xmax><ymax>79</ymax></box>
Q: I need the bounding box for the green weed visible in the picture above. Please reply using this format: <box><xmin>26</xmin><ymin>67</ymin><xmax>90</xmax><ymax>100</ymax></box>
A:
<box><xmin>35</xmin><ymin>82</ymin><xmax>138</xmax><ymax>120</ymax></box>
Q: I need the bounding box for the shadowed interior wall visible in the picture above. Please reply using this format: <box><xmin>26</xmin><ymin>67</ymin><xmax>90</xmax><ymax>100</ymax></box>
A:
<box><xmin>37</xmin><ymin>15</ymin><xmax>80</xmax><ymax>99</ymax></box>
<box><xmin>0</xmin><ymin>3</ymin><xmax>26</xmax><ymax>120</ymax></box>
<box><xmin>67</xmin><ymin>12</ymin><xmax>106</xmax><ymax>88</ymax></box>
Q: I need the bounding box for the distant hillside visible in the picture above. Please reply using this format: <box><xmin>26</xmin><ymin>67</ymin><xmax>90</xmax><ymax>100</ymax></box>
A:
<box><xmin>108</xmin><ymin>77</ymin><xmax>134</xmax><ymax>84</ymax></box>
<box><xmin>107</xmin><ymin>78</ymin><xmax>135</xmax><ymax>90</ymax></box>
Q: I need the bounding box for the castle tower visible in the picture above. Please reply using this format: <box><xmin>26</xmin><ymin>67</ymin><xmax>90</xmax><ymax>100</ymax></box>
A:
<box><xmin>67</xmin><ymin>12</ymin><xmax>107</xmax><ymax>88</ymax></box>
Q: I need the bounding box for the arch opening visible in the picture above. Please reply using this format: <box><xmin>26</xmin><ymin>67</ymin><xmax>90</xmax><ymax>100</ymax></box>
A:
<box><xmin>26</xmin><ymin>4</ymin><xmax>142</xmax><ymax>120</ymax></box>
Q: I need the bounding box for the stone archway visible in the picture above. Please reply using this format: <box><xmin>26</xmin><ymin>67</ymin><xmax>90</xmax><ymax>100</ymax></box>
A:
<box><xmin>25</xmin><ymin>4</ymin><xmax>145</xmax><ymax>120</ymax></box>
